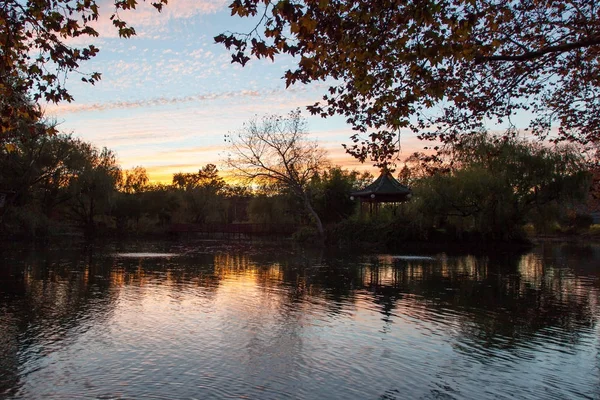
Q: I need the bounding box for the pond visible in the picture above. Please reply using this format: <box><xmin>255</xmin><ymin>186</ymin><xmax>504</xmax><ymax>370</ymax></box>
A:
<box><xmin>0</xmin><ymin>241</ymin><xmax>599</xmax><ymax>399</ymax></box>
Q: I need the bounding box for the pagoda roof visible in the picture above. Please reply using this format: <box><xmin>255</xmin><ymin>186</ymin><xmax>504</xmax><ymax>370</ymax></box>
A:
<box><xmin>351</xmin><ymin>170</ymin><xmax>411</xmax><ymax>201</ymax></box>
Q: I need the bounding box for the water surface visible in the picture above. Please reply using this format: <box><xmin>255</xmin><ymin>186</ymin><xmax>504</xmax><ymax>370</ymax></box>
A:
<box><xmin>1</xmin><ymin>241</ymin><xmax>599</xmax><ymax>399</ymax></box>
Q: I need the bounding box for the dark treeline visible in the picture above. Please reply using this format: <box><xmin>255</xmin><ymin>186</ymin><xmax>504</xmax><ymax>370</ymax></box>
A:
<box><xmin>375</xmin><ymin>134</ymin><xmax>597</xmax><ymax>245</ymax></box>
<box><xmin>0</xmin><ymin>123</ymin><xmax>374</xmax><ymax>240</ymax></box>
<box><xmin>0</xmin><ymin>119</ymin><xmax>596</xmax><ymax>247</ymax></box>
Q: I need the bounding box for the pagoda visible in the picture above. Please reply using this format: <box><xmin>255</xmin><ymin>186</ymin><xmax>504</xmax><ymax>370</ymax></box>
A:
<box><xmin>350</xmin><ymin>169</ymin><xmax>412</xmax><ymax>215</ymax></box>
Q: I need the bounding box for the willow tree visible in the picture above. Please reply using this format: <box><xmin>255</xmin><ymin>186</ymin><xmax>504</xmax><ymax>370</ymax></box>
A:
<box><xmin>216</xmin><ymin>0</ymin><xmax>600</xmax><ymax>166</ymax></box>
<box><xmin>225</xmin><ymin>110</ymin><xmax>329</xmax><ymax>237</ymax></box>
<box><xmin>172</xmin><ymin>164</ymin><xmax>227</xmax><ymax>224</ymax></box>
<box><xmin>67</xmin><ymin>145</ymin><xmax>121</xmax><ymax>237</ymax></box>
<box><xmin>409</xmin><ymin>133</ymin><xmax>591</xmax><ymax>237</ymax></box>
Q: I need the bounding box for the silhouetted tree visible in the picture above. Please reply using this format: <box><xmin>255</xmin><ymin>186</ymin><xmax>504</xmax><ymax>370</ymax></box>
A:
<box><xmin>172</xmin><ymin>164</ymin><xmax>227</xmax><ymax>224</ymax></box>
<box><xmin>67</xmin><ymin>145</ymin><xmax>121</xmax><ymax>237</ymax></box>
<box><xmin>409</xmin><ymin>133</ymin><xmax>590</xmax><ymax>238</ymax></box>
<box><xmin>225</xmin><ymin>110</ymin><xmax>329</xmax><ymax>238</ymax></box>
<box><xmin>311</xmin><ymin>167</ymin><xmax>372</xmax><ymax>224</ymax></box>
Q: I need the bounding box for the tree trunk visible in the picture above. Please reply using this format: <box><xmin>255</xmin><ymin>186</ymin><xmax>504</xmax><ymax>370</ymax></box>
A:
<box><xmin>84</xmin><ymin>196</ymin><xmax>95</xmax><ymax>239</ymax></box>
<box><xmin>302</xmin><ymin>194</ymin><xmax>324</xmax><ymax>240</ymax></box>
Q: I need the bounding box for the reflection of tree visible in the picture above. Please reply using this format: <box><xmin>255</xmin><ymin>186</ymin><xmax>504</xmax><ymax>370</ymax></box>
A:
<box><xmin>541</xmin><ymin>243</ymin><xmax>600</xmax><ymax>275</ymax></box>
<box><xmin>0</xmin><ymin>249</ymin><xmax>119</xmax><ymax>396</ymax></box>
<box><xmin>350</xmin><ymin>250</ymin><xmax>600</xmax><ymax>353</ymax></box>
<box><xmin>1</xmin><ymin>242</ymin><xmax>598</xmax><ymax>397</ymax></box>
<box><xmin>252</xmin><ymin>246</ymin><xmax>599</xmax><ymax>354</ymax></box>
<box><xmin>109</xmin><ymin>253</ymin><xmax>222</xmax><ymax>295</ymax></box>
<box><xmin>0</xmin><ymin>298</ymin><xmax>21</xmax><ymax>396</ymax></box>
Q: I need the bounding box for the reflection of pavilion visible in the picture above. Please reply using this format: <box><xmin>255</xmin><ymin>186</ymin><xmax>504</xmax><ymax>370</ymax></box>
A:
<box><xmin>1</xmin><ymin>245</ymin><xmax>598</xmax><ymax>397</ymax></box>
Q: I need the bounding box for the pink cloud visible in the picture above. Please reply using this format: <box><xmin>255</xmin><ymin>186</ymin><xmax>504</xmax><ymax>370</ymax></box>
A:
<box><xmin>45</xmin><ymin>82</ymin><xmax>326</xmax><ymax>116</ymax></box>
<box><xmin>46</xmin><ymin>89</ymin><xmax>264</xmax><ymax>114</ymax></box>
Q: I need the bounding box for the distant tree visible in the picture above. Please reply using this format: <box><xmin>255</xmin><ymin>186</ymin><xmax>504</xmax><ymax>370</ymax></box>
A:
<box><xmin>121</xmin><ymin>166</ymin><xmax>149</xmax><ymax>194</ymax></box>
<box><xmin>403</xmin><ymin>151</ymin><xmax>453</xmax><ymax>179</ymax></box>
<box><xmin>28</xmin><ymin>135</ymin><xmax>91</xmax><ymax>216</ymax></box>
<box><xmin>0</xmin><ymin>130</ymin><xmax>97</xmax><ymax>216</ymax></box>
<box><xmin>222</xmin><ymin>185</ymin><xmax>252</xmax><ymax>198</ymax></box>
<box><xmin>67</xmin><ymin>145</ymin><xmax>121</xmax><ymax>236</ymax></box>
<box><xmin>217</xmin><ymin>0</ymin><xmax>600</xmax><ymax>166</ymax></box>
<box><xmin>0</xmin><ymin>129</ymin><xmax>123</xmax><ymax>237</ymax></box>
<box><xmin>143</xmin><ymin>184</ymin><xmax>180</xmax><ymax>226</ymax></box>
<box><xmin>221</xmin><ymin>185</ymin><xmax>253</xmax><ymax>223</ymax></box>
<box><xmin>409</xmin><ymin>133</ymin><xmax>591</xmax><ymax>237</ymax></box>
<box><xmin>225</xmin><ymin>110</ymin><xmax>329</xmax><ymax>237</ymax></box>
<box><xmin>247</xmin><ymin>194</ymin><xmax>295</xmax><ymax>225</ymax></box>
<box><xmin>112</xmin><ymin>166</ymin><xmax>149</xmax><ymax>231</ymax></box>
<box><xmin>311</xmin><ymin>167</ymin><xmax>373</xmax><ymax>224</ymax></box>
<box><xmin>397</xmin><ymin>165</ymin><xmax>414</xmax><ymax>187</ymax></box>
<box><xmin>172</xmin><ymin>164</ymin><xmax>227</xmax><ymax>224</ymax></box>
<box><xmin>172</xmin><ymin>164</ymin><xmax>225</xmax><ymax>191</ymax></box>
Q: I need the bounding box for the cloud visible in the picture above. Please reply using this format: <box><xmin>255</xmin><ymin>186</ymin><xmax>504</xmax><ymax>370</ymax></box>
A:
<box><xmin>46</xmin><ymin>89</ymin><xmax>265</xmax><ymax>114</ymax></box>
<box><xmin>157</xmin><ymin>145</ymin><xmax>225</xmax><ymax>155</ymax></box>
<box><xmin>46</xmin><ymin>82</ymin><xmax>327</xmax><ymax>116</ymax></box>
<box><xmin>83</xmin><ymin>0</ymin><xmax>228</xmax><ymax>39</ymax></box>
<box><xmin>125</xmin><ymin>145</ymin><xmax>225</xmax><ymax>165</ymax></box>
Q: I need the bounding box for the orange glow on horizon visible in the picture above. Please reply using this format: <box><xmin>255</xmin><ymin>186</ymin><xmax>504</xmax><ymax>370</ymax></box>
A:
<box><xmin>144</xmin><ymin>141</ymin><xmax>427</xmax><ymax>184</ymax></box>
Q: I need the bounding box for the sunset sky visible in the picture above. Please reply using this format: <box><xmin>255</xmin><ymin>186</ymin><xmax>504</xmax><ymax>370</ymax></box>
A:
<box><xmin>43</xmin><ymin>0</ymin><xmax>431</xmax><ymax>182</ymax></box>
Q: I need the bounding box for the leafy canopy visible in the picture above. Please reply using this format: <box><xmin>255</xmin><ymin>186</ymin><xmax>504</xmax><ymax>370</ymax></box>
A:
<box><xmin>1</xmin><ymin>0</ymin><xmax>167</xmax><ymax>135</ymax></box>
<box><xmin>216</xmin><ymin>0</ymin><xmax>600</xmax><ymax>167</ymax></box>
<box><xmin>172</xmin><ymin>164</ymin><xmax>226</xmax><ymax>191</ymax></box>
<box><xmin>407</xmin><ymin>132</ymin><xmax>591</xmax><ymax>237</ymax></box>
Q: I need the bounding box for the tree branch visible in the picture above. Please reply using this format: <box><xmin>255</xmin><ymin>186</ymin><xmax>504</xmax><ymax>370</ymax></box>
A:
<box><xmin>476</xmin><ymin>36</ymin><xmax>600</xmax><ymax>63</ymax></box>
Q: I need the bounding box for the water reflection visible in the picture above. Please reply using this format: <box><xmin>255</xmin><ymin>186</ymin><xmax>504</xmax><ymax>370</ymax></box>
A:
<box><xmin>0</xmin><ymin>242</ymin><xmax>598</xmax><ymax>399</ymax></box>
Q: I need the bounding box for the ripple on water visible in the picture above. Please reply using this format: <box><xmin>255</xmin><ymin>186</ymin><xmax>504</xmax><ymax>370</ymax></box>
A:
<box><xmin>113</xmin><ymin>253</ymin><xmax>180</xmax><ymax>258</ymax></box>
<box><xmin>2</xmin><ymin>244</ymin><xmax>600</xmax><ymax>400</ymax></box>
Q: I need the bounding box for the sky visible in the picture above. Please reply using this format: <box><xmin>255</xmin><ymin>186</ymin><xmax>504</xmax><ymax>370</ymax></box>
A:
<box><xmin>43</xmin><ymin>0</ymin><xmax>430</xmax><ymax>183</ymax></box>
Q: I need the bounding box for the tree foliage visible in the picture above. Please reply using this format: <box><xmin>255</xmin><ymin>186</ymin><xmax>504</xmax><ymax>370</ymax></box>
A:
<box><xmin>216</xmin><ymin>0</ymin><xmax>600</xmax><ymax>166</ymax></box>
<box><xmin>0</xmin><ymin>128</ymin><xmax>123</xmax><ymax>237</ymax></box>
<box><xmin>121</xmin><ymin>166</ymin><xmax>149</xmax><ymax>194</ymax></box>
<box><xmin>66</xmin><ymin>145</ymin><xmax>121</xmax><ymax>235</ymax></box>
<box><xmin>1</xmin><ymin>132</ymin><xmax>83</xmax><ymax>211</ymax></box>
<box><xmin>247</xmin><ymin>193</ymin><xmax>295</xmax><ymax>224</ymax></box>
<box><xmin>172</xmin><ymin>164</ymin><xmax>227</xmax><ymax>224</ymax></box>
<box><xmin>1</xmin><ymin>0</ymin><xmax>167</xmax><ymax>135</ymax></box>
<box><xmin>407</xmin><ymin>133</ymin><xmax>591</xmax><ymax>238</ymax></box>
<box><xmin>310</xmin><ymin>166</ymin><xmax>372</xmax><ymax>224</ymax></box>
<box><xmin>172</xmin><ymin>164</ymin><xmax>225</xmax><ymax>191</ymax></box>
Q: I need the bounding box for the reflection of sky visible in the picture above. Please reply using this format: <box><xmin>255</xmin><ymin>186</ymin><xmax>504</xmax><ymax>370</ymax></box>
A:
<box><xmin>1</xmin><ymin>245</ymin><xmax>600</xmax><ymax>399</ymax></box>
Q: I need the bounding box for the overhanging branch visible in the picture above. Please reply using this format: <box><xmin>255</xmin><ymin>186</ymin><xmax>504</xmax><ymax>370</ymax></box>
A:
<box><xmin>476</xmin><ymin>36</ymin><xmax>600</xmax><ymax>63</ymax></box>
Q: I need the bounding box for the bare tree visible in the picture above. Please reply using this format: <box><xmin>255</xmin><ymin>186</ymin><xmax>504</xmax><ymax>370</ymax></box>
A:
<box><xmin>225</xmin><ymin>110</ymin><xmax>329</xmax><ymax>238</ymax></box>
